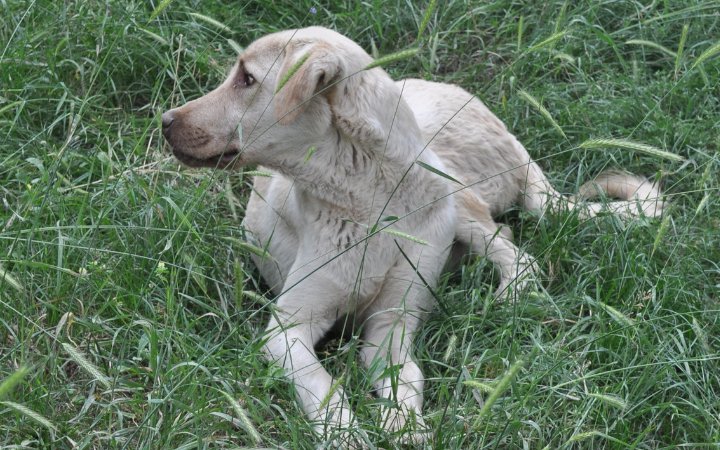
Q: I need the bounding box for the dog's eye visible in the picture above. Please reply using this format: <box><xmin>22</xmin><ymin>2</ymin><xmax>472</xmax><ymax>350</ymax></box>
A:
<box><xmin>235</xmin><ymin>65</ymin><xmax>256</xmax><ymax>89</ymax></box>
<box><xmin>243</xmin><ymin>71</ymin><xmax>255</xmax><ymax>87</ymax></box>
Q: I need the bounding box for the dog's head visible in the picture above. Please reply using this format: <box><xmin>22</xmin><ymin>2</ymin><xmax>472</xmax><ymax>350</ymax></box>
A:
<box><xmin>162</xmin><ymin>26</ymin><xmax>399</xmax><ymax>170</ymax></box>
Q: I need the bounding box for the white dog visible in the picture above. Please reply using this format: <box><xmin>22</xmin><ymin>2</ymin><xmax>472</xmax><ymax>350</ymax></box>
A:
<box><xmin>162</xmin><ymin>26</ymin><xmax>662</xmax><ymax>445</ymax></box>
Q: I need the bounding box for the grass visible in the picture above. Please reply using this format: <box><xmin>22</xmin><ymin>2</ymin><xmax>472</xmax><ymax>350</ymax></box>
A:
<box><xmin>1</xmin><ymin>0</ymin><xmax>719</xmax><ymax>448</ymax></box>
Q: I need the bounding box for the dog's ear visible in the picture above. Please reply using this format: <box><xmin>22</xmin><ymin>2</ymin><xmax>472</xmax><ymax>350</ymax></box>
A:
<box><xmin>274</xmin><ymin>43</ymin><xmax>341</xmax><ymax>125</ymax></box>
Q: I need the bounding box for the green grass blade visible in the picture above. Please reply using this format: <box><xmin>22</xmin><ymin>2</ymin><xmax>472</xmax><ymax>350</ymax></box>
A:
<box><xmin>517</xmin><ymin>15</ymin><xmax>524</xmax><ymax>51</ymax></box>
<box><xmin>318</xmin><ymin>374</ymin><xmax>345</xmax><ymax>411</ymax></box>
<box><xmin>517</xmin><ymin>90</ymin><xmax>567</xmax><ymax>139</ymax></box>
<box><xmin>241</xmin><ymin>170</ymin><xmax>273</xmax><ymax>178</ymax></box>
<box><xmin>625</xmin><ymin>39</ymin><xmax>677</xmax><ymax>58</ymax></box>
<box><xmin>473</xmin><ymin>359</ymin><xmax>524</xmax><ymax>428</ymax></box>
<box><xmin>227</xmin><ymin>38</ymin><xmax>244</xmax><ymax>55</ymax></box>
<box><xmin>240</xmin><ymin>290</ymin><xmax>270</xmax><ymax>305</ymax></box>
<box><xmin>595</xmin><ymin>300</ymin><xmax>634</xmax><ymax>327</ymax></box>
<box><xmin>303</xmin><ymin>146</ymin><xmax>317</xmax><ymax>163</ymax></box>
<box><xmin>382</xmin><ymin>228</ymin><xmax>428</xmax><ymax>245</ymax></box>
<box><xmin>675</xmin><ymin>24</ymin><xmax>689</xmax><ymax>76</ymax></box>
<box><xmin>0</xmin><ymin>367</ymin><xmax>29</xmax><ymax>399</ymax></box>
<box><xmin>62</xmin><ymin>343</ymin><xmax>111</xmax><ymax>389</ymax></box>
<box><xmin>553</xmin><ymin>1</ymin><xmax>568</xmax><ymax>35</ymax></box>
<box><xmin>652</xmin><ymin>213</ymin><xmax>672</xmax><ymax>257</ymax></box>
<box><xmin>579</xmin><ymin>138</ymin><xmax>684</xmax><ymax>161</ymax></box>
<box><xmin>222</xmin><ymin>237</ymin><xmax>271</xmax><ymax>259</ymax></box>
<box><xmin>443</xmin><ymin>334</ymin><xmax>457</xmax><ymax>363</ymax></box>
<box><xmin>690</xmin><ymin>40</ymin><xmax>720</xmax><ymax>71</ymax></box>
<box><xmin>137</xmin><ymin>27</ymin><xmax>169</xmax><ymax>46</ymax></box>
<box><xmin>694</xmin><ymin>193</ymin><xmax>710</xmax><ymax>217</ymax></box>
<box><xmin>162</xmin><ymin>196</ymin><xmax>202</xmax><ymax>240</ymax></box>
<box><xmin>566</xmin><ymin>431</ymin><xmax>629</xmax><ymax>446</ymax></box>
<box><xmin>0</xmin><ymin>100</ymin><xmax>25</xmax><ymax>115</ymax></box>
<box><xmin>148</xmin><ymin>0</ymin><xmax>174</xmax><ymax>22</ymax></box>
<box><xmin>417</xmin><ymin>0</ymin><xmax>438</xmax><ymax>40</ymax></box>
<box><xmin>692</xmin><ymin>317</ymin><xmax>711</xmax><ymax>354</ymax></box>
<box><xmin>56</xmin><ymin>228</ymin><xmax>64</xmax><ymax>297</ymax></box>
<box><xmin>463</xmin><ymin>379</ymin><xmax>495</xmax><ymax>393</ymax></box>
<box><xmin>275</xmin><ymin>51</ymin><xmax>312</xmax><ymax>94</ymax></box>
<box><xmin>527</xmin><ymin>31</ymin><xmax>566</xmax><ymax>53</ymax></box>
<box><xmin>188</xmin><ymin>12</ymin><xmax>231</xmax><ymax>34</ymax></box>
<box><xmin>364</xmin><ymin>48</ymin><xmax>419</xmax><ymax>70</ymax></box>
<box><xmin>219</xmin><ymin>390</ymin><xmax>261</xmax><ymax>444</ymax></box>
<box><xmin>415</xmin><ymin>161</ymin><xmax>463</xmax><ymax>185</ymax></box>
<box><xmin>587</xmin><ymin>392</ymin><xmax>628</xmax><ymax>410</ymax></box>
<box><xmin>0</xmin><ymin>263</ymin><xmax>24</xmax><ymax>293</ymax></box>
<box><xmin>0</xmin><ymin>401</ymin><xmax>57</xmax><ymax>432</ymax></box>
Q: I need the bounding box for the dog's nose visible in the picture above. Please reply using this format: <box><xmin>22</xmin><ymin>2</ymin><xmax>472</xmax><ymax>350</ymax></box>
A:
<box><xmin>161</xmin><ymin>111</ymin><xmax>175</xmax><ymax>133</ymax></box>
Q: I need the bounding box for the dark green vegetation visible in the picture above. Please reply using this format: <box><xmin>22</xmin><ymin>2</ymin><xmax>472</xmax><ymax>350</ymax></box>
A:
<box><xmin>1</xmin><ymin>1</ymin><xmax>719</xmax><ymax>448</ymax></box>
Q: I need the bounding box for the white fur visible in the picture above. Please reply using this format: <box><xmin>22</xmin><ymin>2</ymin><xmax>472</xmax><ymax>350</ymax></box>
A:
<box><xmin>162</xmin><ymin>26</ymin><xmax>663</xmax><ymax>445</ymax></box>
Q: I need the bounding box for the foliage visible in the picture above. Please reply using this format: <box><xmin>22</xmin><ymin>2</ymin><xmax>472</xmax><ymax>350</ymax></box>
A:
<box><xmin>1</xmin><ymin>1</ymin><xmax>719</xmax><ymax>448</ymax></box>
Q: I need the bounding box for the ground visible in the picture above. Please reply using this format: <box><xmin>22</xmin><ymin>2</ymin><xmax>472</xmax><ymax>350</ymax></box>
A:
<box><xmin>1</xmin><ymin>1</ymin><xmax>719</xmax><ymax>449</ymax></box>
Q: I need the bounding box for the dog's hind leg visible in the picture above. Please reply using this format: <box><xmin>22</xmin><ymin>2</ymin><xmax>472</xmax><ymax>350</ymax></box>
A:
<box><xmin>518</xmin><ymin>145</ymin><xmax>664</xmax><ymax>219</ymax></box>
<box><xmin>455</xmin><ymin>189</ymin><xmax>539</xmax><ymax>299</ymax></box>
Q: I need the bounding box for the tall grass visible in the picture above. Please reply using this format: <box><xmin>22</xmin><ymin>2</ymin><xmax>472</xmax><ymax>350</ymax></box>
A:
<box><xmin>1</xmin><ymin>1</ymin><xmax>719</xmax><ymax>448</ymax></box>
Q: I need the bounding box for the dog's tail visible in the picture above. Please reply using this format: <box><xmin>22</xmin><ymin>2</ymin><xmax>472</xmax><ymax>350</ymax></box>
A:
<box><xmin>519</xmin><ymin>145</ymin><xmax>664</xmax><ymax>219</ymax></box>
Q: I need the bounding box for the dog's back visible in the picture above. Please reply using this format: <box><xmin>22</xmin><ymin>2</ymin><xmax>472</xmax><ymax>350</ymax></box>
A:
<box><xmin>400</xmin><ymin>79</ymin><xmax>663</xmax><ymax>219</ymax></box>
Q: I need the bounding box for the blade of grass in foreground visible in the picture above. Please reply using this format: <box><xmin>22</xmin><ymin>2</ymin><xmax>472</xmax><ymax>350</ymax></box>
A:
<box><xmin>0</xmin><ymin>401</ymin><xmax>57</xmax><ymax>433</ymax></box>
<box><xmin>652</xmin><ymin>213</ymin><xmax>672</xmax><ymax>257</ymax></box>
<box><xmin>625</xmin><ymin>39</ymin><xmax>677</xmax><ymax>58</ymax></box>
<box><xmin>382</xmin><ymin>227</ymin><xmax>428</xmax><ymax>245</ymax></box>
<box><xmin>188</xmin><ymin>12</ymin><xmax>231</xmax><ymax>34</ymax></box>
<box><xmin>62</xmin><ymin>343</ymin><xmax>111</xmax><ymax>389</ymax></box>
<box><xmin>148</xmin><ymin>0</ymin><xmax>174</xmax><ymax>22</ymax></box>
<box><xmin>415</xmin><ymin>161</ymin><xmax>463</xmax><ymax>185</ymax></box>
<box><xmin>275</xmin><ymin>51</ymin><xmax>312</xmax><ymax>94</ymax></box>
<box><xmin>0</xmin><ymin>263</ymin><xmax>24</xmax><ymax>292</ymax></box>
<box><xmin>691</xmin><ymin>40</ymin><xmax>720</xmax><ymax>71</ymax></box>
<box><xmin>566</xmin><ymin>430</ymin><xmax>627</xmax><ymax>446</ymax></box>
<box><xmin>587</xmin><ymin>392</ymin><xmax>628</xmax><ymax>410</ymax></box>
<box><xmin>472</xmin><ymin>359</ymin><xmax>524</xmax><ymax>428</ymax></box>
<box><xmin>594</xmin><ymin>300</ymin><xmax>634</xmax><ymax>327</ymax></box>
<box><xmin>219</xmin><ymin>390</ymin><xmax>261</xmax><ymax>444</ymax></box>
<box><xmin>517</xmin><ymin>90</ymin><xmax>567</xmax><ymax>139</ymax></box>
<box><xmin>364</xmin><ymin>48</ymin><xmax>419</xmax><ymax>70</ymax></box>
<box><xmin>417</xmin><ymin>0</ymin><xmax>438</xmax><ymax>40</ymax></box>
<box><xmin>527</xmin><ymin>31</ymin><xmax>567</xmax><ymax>53</ymax></box>
<box><xmin>675</xmin><ymin>24</ymin><xmax>689</xmax><ymax>77</ymax></box>
<box><xmin>579</xmin><ymin>138</ymin><xmax>684</xmax><ymax>162</ymax></box>
<box><xmin>137</xmin><ymin>27</ymin><xmax>169</xmax><ymax>46</ymax></box>
<box><xmin>0</xmin><ymin>367</ymin><xmax>29</xmax><ymax>398</ymax></box>
<box><xmin>227</xmin><ymin>38</ymin><xmax>244</xmax><ymax>55</ymax></box>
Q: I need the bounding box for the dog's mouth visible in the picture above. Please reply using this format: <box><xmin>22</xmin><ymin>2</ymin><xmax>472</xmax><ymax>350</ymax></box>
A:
<box><xmin>172</xmin><ymin>148</ymin><xmax>241</xmax><ymax>169</ymax></box>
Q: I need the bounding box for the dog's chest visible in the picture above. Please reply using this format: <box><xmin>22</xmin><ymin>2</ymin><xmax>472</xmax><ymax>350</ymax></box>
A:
<box><xmin>285</xmin><ymin>189</ymin><xmax>401</xmax><ymax>290</ymax></box>
<box><xmin>287</xmin><ymin>189</ymin><xmax>368</xmax><ymax>251</ymax></box>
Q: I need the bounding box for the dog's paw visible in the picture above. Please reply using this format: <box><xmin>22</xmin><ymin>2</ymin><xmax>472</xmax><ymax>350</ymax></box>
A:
<box><xmin>317</xmin><ymin>426</ymin><xmax>372</xmax><ymax>450</ymax></box>
<box><xmin>314</xmin><ymin>398</ymin><xmax>367</xmax><ymax>449</ymax></box>
<box><xmin>495</xmin><ymin>255</ymin><xmax>544</xmax><ymax>302</ymax></box>
<box><xmin>378</xmin><ymin>405</ymin><xmax>430</xmax><ymax>446</ymax></box>
<box><xmin>315</xmin><ymin>424</ymin><xmax>376</xmax><ymax>450</ymax></box>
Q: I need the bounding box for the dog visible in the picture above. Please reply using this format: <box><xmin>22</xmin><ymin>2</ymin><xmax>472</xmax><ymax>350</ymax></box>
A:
<box><xmin>161</xmin><ymin>26</ymin><xmax>663</xmax><ymax>445</ymax></box>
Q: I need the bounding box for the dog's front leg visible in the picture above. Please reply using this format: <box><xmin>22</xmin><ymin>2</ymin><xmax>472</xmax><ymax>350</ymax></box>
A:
<box><xmin>262</xmin><ymin>273</ymin><xmax>358</xmax><ymax>444</ymax></box>
<box><xmin>359</xmin><ymin>274</ymin><xmax>435</xmax><ymax>444</ymax></box>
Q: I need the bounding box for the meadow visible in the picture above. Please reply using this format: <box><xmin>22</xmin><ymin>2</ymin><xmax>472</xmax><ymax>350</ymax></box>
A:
<box><xmin>1</xmin><ymin>1</ymin><xmax>719</xmax><ymax>448</ymax></box>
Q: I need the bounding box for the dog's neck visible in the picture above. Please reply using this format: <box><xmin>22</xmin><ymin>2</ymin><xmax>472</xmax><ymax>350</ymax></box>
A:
<box><xmin>268</xmin><ymin>124</ymin><xmax>432</xmax><ymax>219</ymax></box>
